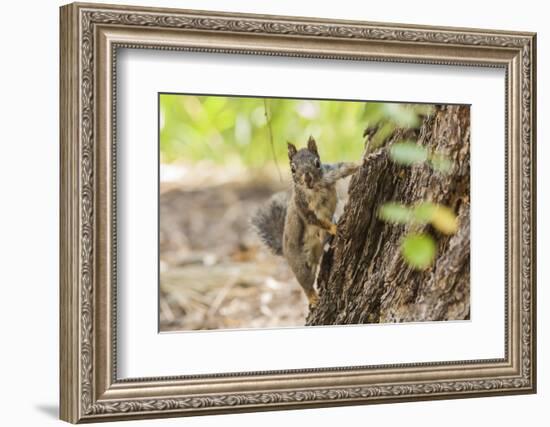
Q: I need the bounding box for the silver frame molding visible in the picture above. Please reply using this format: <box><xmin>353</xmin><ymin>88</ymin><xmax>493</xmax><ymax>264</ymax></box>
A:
<box><xmin>60</xmin><ymin>2</ymin><xmax>536</xmax><ymax>423</ymax></box>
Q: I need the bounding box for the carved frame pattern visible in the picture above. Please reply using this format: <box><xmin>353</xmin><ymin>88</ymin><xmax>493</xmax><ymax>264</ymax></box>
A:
<box><xmin>60</xmin><ymin>2</ymin><xmax>536</xmax><ymax>423</ymax></box>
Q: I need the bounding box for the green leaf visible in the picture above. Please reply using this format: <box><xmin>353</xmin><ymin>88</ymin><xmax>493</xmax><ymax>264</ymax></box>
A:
<box><xmin>413</xmin><ymin>202</ymin><xmax>459</xmax><ymax>234</ymax></box>
<box><xmin>378</xmin><ymin>203</ymin><xmax>413</xmax><ymax>224</ymax></box>
<box><xmin>389</xmin><ymin>142</ymin><xmax>428</xmax><ymax>165</ymax></box>
<box><xmin>413</xmin><ymin>202</ymin><xmax>436</xmax><ymax>223</ymax></box>
<box><xmin>371</xmin><ymin>121</ymin><xmax>396</xmax><ymax>149</ymax></box>
<box><xmin>401</xmin><ymin>233</ymin><xmax>436</xmax><ymax>270</ymax></box>
<box><xmin>382</xmin><ymin>104</ymin><xmax>420</xmax><ymax>128</ymax></box>
<box><xmin>430</xmin><ymin>153</ymin><xmax>453</xmax><ymax>173</ymax></box>
<box><xmin>431</xmin><ymin>205</ymin><xmax>459</xmax><ymax>235</ymax></box>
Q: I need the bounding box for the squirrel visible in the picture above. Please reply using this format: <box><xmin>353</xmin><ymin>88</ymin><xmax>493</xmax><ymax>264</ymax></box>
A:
<box><xmin>251</xmin><ymin>136</ymin><xmax>360</xmax><ymax>307</ymax></box>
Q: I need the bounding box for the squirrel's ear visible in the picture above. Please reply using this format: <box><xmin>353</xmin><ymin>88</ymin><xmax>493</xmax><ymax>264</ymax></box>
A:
<box><xmin>307</xmin><ymin>136</ymin><xmax>319</xmax><ymax>156</ymax></box>
<box><xmin>287</xmin><ymin>142</ymin><xmax>297</xmax><ymax>159</ymax></box>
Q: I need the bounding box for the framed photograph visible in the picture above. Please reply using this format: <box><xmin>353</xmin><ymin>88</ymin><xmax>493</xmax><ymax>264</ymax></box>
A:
<box><xmin>60</xmin><ymin>2</ymin><xmax>537</xmax><ymax>423</ymax></box>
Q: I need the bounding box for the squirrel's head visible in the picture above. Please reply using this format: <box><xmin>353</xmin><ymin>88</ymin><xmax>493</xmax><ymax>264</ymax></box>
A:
<box><xmin>287</xmin><ymin>136</ymin><xmax>323</xmax><ymax>190</ymax></box>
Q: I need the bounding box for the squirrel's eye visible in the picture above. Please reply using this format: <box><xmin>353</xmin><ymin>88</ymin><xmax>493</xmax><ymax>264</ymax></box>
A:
<box><xmin>290</xmin><ymin>165</ymin><xmax>296</xmax><ymax>174</ymax></box>
<box><xmin>314</xmin><ymin>159</ymin><xmax>320</xmax><ymax>168</ymax></box>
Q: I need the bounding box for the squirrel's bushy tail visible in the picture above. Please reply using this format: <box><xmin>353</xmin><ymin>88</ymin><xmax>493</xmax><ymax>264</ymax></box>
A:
<box><xmin>251</xmin><ymin>191</ymin><xmax>288</xmax><ymax>256</ymax></box>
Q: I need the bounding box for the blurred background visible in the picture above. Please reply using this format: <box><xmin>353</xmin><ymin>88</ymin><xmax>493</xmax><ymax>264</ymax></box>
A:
<box><xmin>158</xmin><ymin>94</ymin><xmax>421</xmax><ymax>331</ymax></box>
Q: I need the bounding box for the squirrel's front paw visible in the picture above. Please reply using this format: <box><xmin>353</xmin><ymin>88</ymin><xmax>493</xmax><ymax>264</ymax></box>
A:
<box><xmin>328</xmin><ymin>223</ymin><xmax>337</xmax><ymax>236</ymax></box>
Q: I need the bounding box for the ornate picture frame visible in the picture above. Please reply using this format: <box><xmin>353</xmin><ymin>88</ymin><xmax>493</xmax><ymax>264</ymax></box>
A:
<box><xmin>60</xmin><ymin>2</ymin><xmax>536</xmax><ymax>423</ymax></box>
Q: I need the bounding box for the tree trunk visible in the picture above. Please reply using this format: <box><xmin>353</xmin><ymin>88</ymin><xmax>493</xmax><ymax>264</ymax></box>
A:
<box><xmin>307</xmin><ymin>105</ymin><xmax>470</xmax><ymax>326</ymax></box>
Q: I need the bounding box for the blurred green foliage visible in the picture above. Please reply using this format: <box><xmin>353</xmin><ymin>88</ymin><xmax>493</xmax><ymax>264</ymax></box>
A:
<box><xmin>389</xmin><ymin>141</ymin><xmax>453</xmax><ymax>174</ymax></box>
<box><xmin>381</xmin><ymin>132</ymin><xmax>457</xmax><ymax>270</ymax></box>
<box><xmin>401</xmin><ymin>233</ymin><xmax>436</xmax><ymax>270</ymax></box>
<box><xmin>378</xmin><ymin>201</ymin><xmax>458</xmax><ymax>235</ymax></box>
<box><xmin>379</xmin><ymin>197</ymin><xmax>459</xmax><ymax>270</ymax></box>
<box><xmin>159</xmin><ymin>93</ymin><xmax>459</xmax><ymax>271</ymax></box>
<box><xmin>389</xmin><ymin>141</ymin><xmax>428</xmax><ymax>165</ymax></box>
<box><xmin>159</xmin><ymin>94</ymin><xmax>431</xmax><ymax>168</ymax></box>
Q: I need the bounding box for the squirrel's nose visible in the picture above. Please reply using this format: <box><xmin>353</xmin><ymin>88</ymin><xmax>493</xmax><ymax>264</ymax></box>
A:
<box><xmin>304</xmin><ymin>173</ymin><xmax>313</xmax><ymax>187</ymax></box>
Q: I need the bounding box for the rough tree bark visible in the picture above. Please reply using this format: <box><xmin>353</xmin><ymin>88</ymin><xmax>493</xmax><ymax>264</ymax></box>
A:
<box><xmin>307</xmin><ymin>105</ymin><xmax>470</xmax><ymax>325</ymax></box>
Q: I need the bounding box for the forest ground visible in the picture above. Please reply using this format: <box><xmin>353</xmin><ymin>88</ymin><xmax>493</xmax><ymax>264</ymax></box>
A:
<box><xmin>159</xmin><ymin>163</ymin><xmax>308</xmax><ymax>331</ymax></box>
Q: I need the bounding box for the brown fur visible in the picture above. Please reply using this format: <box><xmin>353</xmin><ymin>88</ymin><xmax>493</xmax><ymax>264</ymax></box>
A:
<box><xmin>252</xmin><ymin>136</ymin><xmax>359</xmax><ymax>307</ymax></box>
<box><xmin>283</xmin><ymin>137</ymin><xmax>358</xmax><ymax>306</ymax></box>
